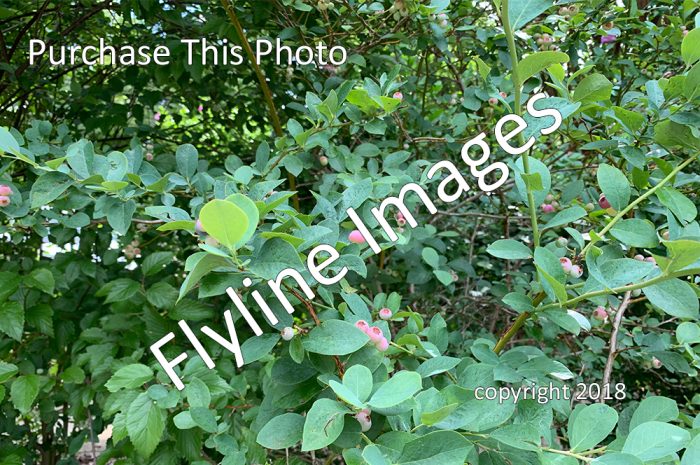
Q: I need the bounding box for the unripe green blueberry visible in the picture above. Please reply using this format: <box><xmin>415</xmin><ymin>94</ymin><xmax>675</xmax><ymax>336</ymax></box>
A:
<box><xmin>584</xmin><ymin>202</ymin><xmax>595</xmax><ymax>212</ymax></box>
<box><xmin>545</xmin><ymin>194</ymin><xmax>555</xmax><ymax>202</ymax></box>
<box><xmin>319</xmin><ymin>155</ymin><xmax>329</xmax><ymax>166</ymax></box>
<box><xmin>281</xmin><ymin>327</ymin><xmax>295</xmax><ymax>341</ymax></box>
<box><xmin>661</xmin><ymin>230</ymin><xmax>670</xmax><ymax>240</ymax></box>
<box><xmin>631</xmin><ymin>288</ymin><xmax>642</xmax><ymax>297</ymax></box>
<box><xmin>556</xmin><ymin>237</ymin><xmax>568</xmax><ymax>248</ymax></box>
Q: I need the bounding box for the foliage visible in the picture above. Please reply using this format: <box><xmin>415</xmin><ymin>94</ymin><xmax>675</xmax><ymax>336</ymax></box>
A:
<box><xmin>1</xmin><ymin>1</ymin><xmax>700</xmax><ymax>465</ymax></box>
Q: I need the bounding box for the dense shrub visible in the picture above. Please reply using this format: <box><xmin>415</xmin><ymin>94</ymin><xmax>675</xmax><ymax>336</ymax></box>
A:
<box><xmin>1</xmin><ymin>1</ymin><xmax>700</xmax><ymax>464</ymax></box>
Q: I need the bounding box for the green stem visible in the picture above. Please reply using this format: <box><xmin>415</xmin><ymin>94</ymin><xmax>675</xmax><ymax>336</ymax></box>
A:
<box><xmin>580</xmin><ymin>155</ymin><xmax>697</xmax><ymax>258</ymax></box>
<box><xmin>542</xmin><ymin>448</ymin><xmax>592</xmax><ymax>462</ymax></box>
<box><xmin>500</xmin><ymin>0</ymin><xmax>540</xmax><ymax>247</ymax></box>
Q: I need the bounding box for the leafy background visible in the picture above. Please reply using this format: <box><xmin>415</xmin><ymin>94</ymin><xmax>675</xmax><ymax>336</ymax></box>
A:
<box><xmin>1</xmin><ymin>0</ymin><xmax>700</xmax><ymax>464</ymax></box>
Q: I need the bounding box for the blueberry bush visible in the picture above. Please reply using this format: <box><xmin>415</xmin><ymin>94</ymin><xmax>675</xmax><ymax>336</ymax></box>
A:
<box><xmin>1</xmin><ymin>1</ymin><xmax>700</xmax><ymax>464</ymax></box>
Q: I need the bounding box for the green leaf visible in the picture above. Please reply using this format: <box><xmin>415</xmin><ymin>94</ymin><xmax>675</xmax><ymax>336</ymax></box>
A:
<box><xmin>142</xmin><ymin>252</ymin><xmax>175</xmax><ymax>276</ymax></box>
<box><xmin>11</xmin><ymin>374</ymin><xmax>41</xmax><ymax>414</ymax></box>
<box><xmin>107</xmin><ymin>199</ymin><xmax>137</xmax><ymax>235</ymax></box>
<box><xmin>490</xmin><ymin>424</ymin><xmax>540</xmax><ymax>451</ymax></box>
<box><xmin>225</xmin><ymin>193</ymin><xmax>259</xmax><ymax>247</ymax></box>
<box><xmin>592</xmin><ymin>453</ymin><xmax>643</xmax><ymax>465</ymax></box>
<box><xmin>185</xmin><ymin>378</ymin><xmax>211</xmax><ymax>408</ymax></box>
<box><xmin>301</xmin><ymin>399</ymin><xmax>348</xmax><ymax>451</ymax></box>
<box><xmin>0</xmin><ymin>301</ymin><xmax>24</xmax><ymax>341</ymax></box>
<box><xmin>0</xmin><ymin>127</ymin><xmax>21</xmax><ymax>154</ymax></box>
<box><xmin>0</xmin><ymin>271</ymin><xmax>20</xmax><ymax>301</ymax></box>
<box><xmin>677</xmin><ymin>322</ymin><xmax>700</xmax><ymax>344</ymax></box>
<box><xmin>654</xmin><ymin>120</ymin><xmax>700</xmax><ymax>149</ymax></box>
<box><xmin>508</xmin><ymin>0</ymin><xmax>552</xmax><ymax>30</ymax></box>
<box><xmin>486</xmin><ymin>239</ymin><xmax>532</xmax><ymax>260</ymax></box>
<box><xmin>363</xmin><ymin>444</ymin><xmax>391</xmax><ymax>465</ymax></box>
<box><xmin>176</xmin><ymin>144</ymin><xmax>198</xmax><ymax>178</ymax></box>
<box><xmin>30</xmin><ymin>171</ymin><xmax>73</xmax><ymax>209</ymax></box>
<box><xmin>421</xmin><ymin>403</ymin><xmax>459</xmax><ymax>426</ymax></box>
<box><xmin>303</xmin><ymin>320</ymin><xmax>369</xmax><ymax>356</ymax></box>
<box><xmin>597</xmin><ymin>164</ymin><xmax>630</xmax><ymax>212</ymax></box>
<box><xmin>342</xmin><ymin>364</ymin><xmax>373</xmax><ymax>403</ymax></box>
<box><xmin>105</xmin><ymin>364</ymin><xmax>154</xmax><ymax>392</ymax></box>
<box><xmin>241</xmin><ymin>333</ymin><xmax>280</xmax><ymax>363</ymax></box>
<box><xmin>66</xmin><ymin>139</ymin><xmax>94</xmax><ymax>178</ymax></box>
<box><xmin>574</xmin><ymin>74</ymin><xmax>613</xmax><ymax>102</ymax></box>
<box><xmin>629</xmin><ymin>396</ymin><xmax>678</xmax><ymax>431</ymax></box>
<box><xmin>329</xmin><ymin>380</ymin><xmax>365</xmax><ymax>408</ymax></box>
<box><xmin>422</xmin><ymin>247</ymin><xmax>440</xmax><ymax>268</ymax></box>
<box><xmin>126</xmin><ymin>392</ymin><xmax>166</xmax><ymax>457</ymax></box>
<box><xmin>643</xmin><ymin>278</ymin><xmax>699</xmax><ymax>319</ymax></box>
<box><xmin>473</xmin><ymin>57</ymin><xmax>491</xmax><ymax>81</ymax></box>
<box><xmin>609</xmin><ymin>219</ymin><xmax>658</xmax><ymax>248</ymax></box>
<box><xmin>199</xmin><ymin>199</ymin><xmax>249</xmax><ymax>250</ymax></box>
<box><xmin>248</xmin><ymin>238</ymin><xmax>304</xmax><ymax>280</ymax></box>
<box><xmin>542</xmin><ymin>206</ymin><xmax>587</xmax><ymax>230</ymax></box>
<box><xmin>682</xmin><ymin>434</ymin><xmax>700</xmax><ymax>465</ymax></box>
<box><xmin>569</xmin><ymin>403</ymin><xmax>618</xmax><ymax>452</ymax></box>
<box><xmin>190</xmin><ymin>407</ymin><xmax>218</xmax><ymax>433</ymax></box>
<box><xmin>179</xmin><ymin>252</ymin><xmax>232</xmax><ymax>300</ymax></box>
<box><xmin>598</xmin><ymin>259</ymin><xmax>654</xmax><ymax>289</ymax></box>
<box><xmin>24</xmin><ymin>268</ymin><xmax>56</xmax><ymax>295</ymax></box>
<box><xmin>622</xmin><ymin>421</ymin><xmax>690</xmax><ymax>461</ymax></box>
<box><xmin>0</xmin><ymin>361</ymin><xmax>19</xmax><ymax>383</ymax></box>
<box><xmin>681</xmin><ymin>28</ymin><xmax>700</xmax><ymax>65</ymax></box>
<box><xmin>657</xmin><ymin>188</ymin><xmax>697</xmax><ymax>225</ymax></box>
<box><xmin>416</xmin><ymin>356</ymin><xmax>461</xmax><ymax>378</ymax></box>
<box><xmin>517</xmin><ymin>51</ymin><xmax>569</xmax><ymax>82</ymax></box>
<box><xmin>257</xmin><ymin>413</ymin><xmax>305</xmax><ymax>449</ymax></box>
<box><xmin>396</xmin><ymin>431</ymin><xmax>472</xmax><ymax>465</ymax></box>
<box><xmin>368</xmin><ymin>371</ymin><xmax>422</xmax><ymax>409</ymax></box>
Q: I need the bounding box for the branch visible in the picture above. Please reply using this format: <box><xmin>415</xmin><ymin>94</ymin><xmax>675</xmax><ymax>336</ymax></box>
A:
<box><xmin>601</xmin><ymin>291</ymin><xmax>632</xmax><ymax>394</ymax></box>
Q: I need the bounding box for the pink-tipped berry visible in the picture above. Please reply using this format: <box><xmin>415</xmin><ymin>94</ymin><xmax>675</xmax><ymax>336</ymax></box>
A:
<box><xmin>0</xmin><ymin>196</ymin><xmax>10</xmax><ymax>207</ymax></box>
<box><xmin>375</xmin><ymin>337</ymin><xmax>389</xmax><ymax>352</ymax></box>
<box><xmin>0</xmin><ymin>185</ymin><xmax>11</xmax><ymax>196</ymax></box>
<box><xmin>355</xmin><ymin>409</ymin><xmax>372</xmax><ymax>432</ymax></box>
<box><xmin>349</xmin><ymin>230</ymin><xmax>366</xmax><ymax>244</ymax></box>
<box><xmin>570</xmin><ymin>265</ymin><xmax>583</xmax><ymax>278</ymax></box>
<box><xmin>393</xmin><ymin>91</ymin><xmax>403</xmax><ymax>101</ymax></box>
<box><xmin>593</xmin><ymin>306</ymin><xmax>607</xmax><ymax>321</ymax></box>
<box><xmin>379</xmin><ymin>308</ymin><xmax>392</xmax><ymax>320</ymax></box>
<box><xmin>355</xmin><ymin>320</ymin><xmax>370</xmax><ymax>333</ymax></box>
<box><xmin>541</xmin><ymin>204</ymin><xmax>555</xmax><ymax>213</ymax></box>
<box><xmin>367</xmin><ymin>326</ymin><xmax>384</xmax><ymax>343</ymax></box>
<box><xmin>560</xmin><ymin>257</ymin><xmax>573</xmax><ymax>273</ymax></box>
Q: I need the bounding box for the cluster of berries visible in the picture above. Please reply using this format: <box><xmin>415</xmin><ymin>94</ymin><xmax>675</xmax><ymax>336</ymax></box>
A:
<box><xmin>317</xmin><ymin>0</ymin><xmax>334</xmax><ymax>11</ymax></box>
<box><xmin>559</xmin><ymin>257</ymin><xmax>583</xmax><ymax>278</ymax></box>
<box><xmin>558</xmin><ymin>5</ymin><xmax>578</xmax><ymax>18</ymax></box>
<box><xmin>123</xmin><ymin>240</ymin><xmax>141</xmax><ymax>260</ymax></box>
<box><xmin>540</xmin><ymin>194</ymin><xmax>559</xmax><ymax>214</ymax></box>
<box><xmin>0</xmin><ymin>184</ymin><xmax>12</xmax><ymax>207</ymax></box>
<box><xmin>354</xmin><ymin>313</ymin><xmax>391</xmax><ymax>352</ymax></box>
<box><xmin>428</xmin><ymin>12</ymin><xmax>449</xmax><ymax>28</ymax></box>
<box><xmin>488</xmin><ymin>91</ymin><xmax>508</xmax><ymax>106</ymax></box>
<box><xmin>144</xmin><ymin>141</ymin><xmax>154</xmax><ymax>161</ymax></box>
<box><xmin>533</xmin><ymin>33</ymin><xmax>557</xmax><ymax>51</ymax></box>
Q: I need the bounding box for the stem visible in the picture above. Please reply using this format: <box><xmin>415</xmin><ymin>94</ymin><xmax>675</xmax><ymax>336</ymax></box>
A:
<box><xmin>600</xmin><ymin>291</ymin><xmax>631</xmax><ymax>396</ymax></box>
<box><xmin>494</xmin><ymin>312</ymin><xmax>530</xmax><ymax>354</ymax></box>
<box><xmin>542</xmin><ymin>448</ymin><xmax>592</xmax><ymax>462</ymax></box>
<box><xmin>580</xmin><ymin>155</ymin><xmax>697</xmax><ymax>258</ymax></box>
<box><xmin>219</xmin><ymin>0</ymin><xmax>300</xmax><ymax>210</ymax></box>
<box><xmin>500</xmin><ymin>0</ymin><xmax>540</xmax><ymax>247</ymax></box>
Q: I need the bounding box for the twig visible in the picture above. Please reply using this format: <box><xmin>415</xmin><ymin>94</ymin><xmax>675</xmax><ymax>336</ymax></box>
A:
<box><xmin>601</xmin><ymin>291</ymin><xmax>632</xmax><ymax>396</ymax></box>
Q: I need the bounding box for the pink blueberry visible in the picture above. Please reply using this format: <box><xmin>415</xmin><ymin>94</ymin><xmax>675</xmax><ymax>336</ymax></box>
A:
<box><xmin>634</xmin><ymin>254</ymin><xmax>645</xmax><ymax>261</ymax></box>
<box><xmin>355</xmin><ymin>409</ymin><xmax>372</xmax><ymax>432</ymax></box>
<box><xmin>355</xmin><ymin>320</ymin><xmax>370</xmax><ymax>333</ymax></box>
<box><xmin>598</xmin><ymin>193</ymin><xmax>611</xmax><ymax>209</ymax></box>
<box><xmin>375</xmin><ymin>337</ymin><xmax>389</xmax><ymax>352</ymax></box>
<box><xmin>393</xmin><ymin>91</ymin><xmax>403</xmax><ymax>100</ymax></box>
<box><xmin>198</xmin><ymin>105</ymin><xmax>203</xmax><ymax>112</ymax></box>
<box><xmin>570</xmin><ymin>265</ymin><xmax>583</xmax><ymax>278</ymax></box>
<box><xmin>281</xmin><ymin>327</ymin><xmax>294</xmax><ymax>341</ymax></box>
<box><xmin>488</xmin><ymin>97</ymin><xmax>498</xmax><ymax>105</ymax></box>
<box><xmin>154</xmin><ymin>112</ymin><xmax>161</xmax><ymax>121</ymax></box>
<box><xmin>379</xmin><ymin>308</ymin><xmax>392</xmax><ymax>320</ymax></box>
<box><xmin>652</xmin><ymin>357</ymin><xmax>662</xmax><ymax>369</ymax></box>
<box><xmin>541</xmin><ymin>204</ymin><xmax>555</xmax><ymax>213</ymax></box>
<box><xmin>600</xmin><ymin>34</ymin><xmax>616</xmax><ymax>44</ymax></box>
<box><xmin>195</xmin><ymin>219</ymin><xmax>206</xmax><ymax>236</ymax></box>
<box><xmin>349</xmin><ymin>230</ymin><xmax>366</xmax><ymax>244</ymax></box>
<box><xmin>0</xmin><ymin>196</ymin><xmax>10</xmax><ymax>207</ymax></box>
<box><xmin>560</xmin><ymin>257</ymin><xmax>573</xmax><ymax>273</ymax></box>
<box><xmin>319</xmin><ymin>156</ymin><xmax>329</xmax><ymax>166</ymax></box>
<box><xmin>367</xmin><ymin>326</ymin><xmax>384</xmax><ymax>343</ymax></box>
<box><xmin>593</xmin><ymin>306</ymin><xmax>607</xmax><ymax>321</ymax></box>
<box><xmin>645</xmin><ymin>256</ymin><xmax>656</xmax><ymax>266</ymax></box>
<box><xmin>0</xmin><ymin>185</ymin><xmax>11</xmax><ymax>196</ymax></box>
